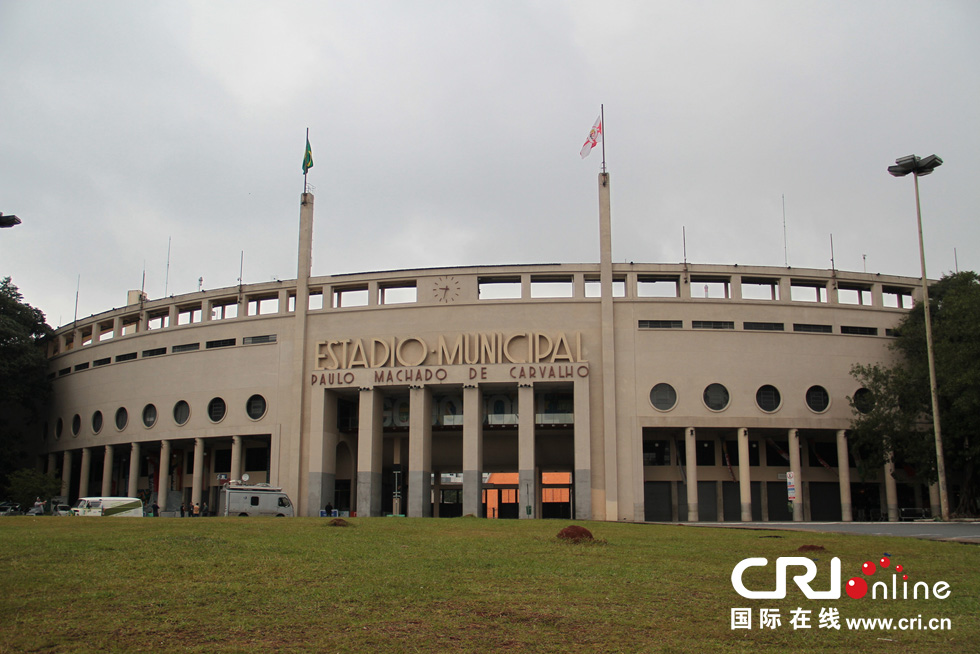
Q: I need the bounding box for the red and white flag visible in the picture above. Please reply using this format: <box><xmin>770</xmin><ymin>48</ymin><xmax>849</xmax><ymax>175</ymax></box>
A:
<box><xmin>580</xmin><ymin>115</ymin><xmax>602</xmax><ymax>158</ymax></box>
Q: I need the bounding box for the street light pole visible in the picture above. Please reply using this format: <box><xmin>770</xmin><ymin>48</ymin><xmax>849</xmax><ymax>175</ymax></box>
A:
<box><xmin>888</xmin><ymin>154</ymin><xmax>949</xmax><ymax>521</ymax></box>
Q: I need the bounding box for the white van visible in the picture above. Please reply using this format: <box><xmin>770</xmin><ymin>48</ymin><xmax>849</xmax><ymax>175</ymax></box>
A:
<box><xmin>221</xmin><ymin>482</ymin><xmax>294</xmax><ymax>517</ymax></box>
<box><xmin>72</xmin><ymin>497</ymin><xmax>144</xmax><ymax>518</ymax></box>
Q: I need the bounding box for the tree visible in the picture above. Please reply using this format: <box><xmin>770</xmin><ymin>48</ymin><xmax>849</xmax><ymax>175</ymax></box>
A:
<box><xmin>849</xmin><ymin>271</ymin><xmax>980</xmax><ymax>517</ymax></box>
<box><xmin>4</xmin><ymin>468</ymin><xmax>62</xmax><ymax>510</ymax></box>
<box><xmin>0</xmin><ymin>277</ymin><xmax>52</xmax><ymax>489</ymax></box>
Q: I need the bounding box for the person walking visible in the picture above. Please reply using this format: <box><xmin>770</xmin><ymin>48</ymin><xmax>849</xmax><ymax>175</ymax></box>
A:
<box><xmin>180</xmin><ymin>503</ymin><xmax>186</xmax><ymax>518</ymax></box>
<box><xmin>192</xmin><ymin>502</ymin><xmax>200</xmax><ymax>518</ymax></box>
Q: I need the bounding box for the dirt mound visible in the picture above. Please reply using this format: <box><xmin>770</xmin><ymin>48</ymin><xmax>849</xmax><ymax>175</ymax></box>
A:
<box><xmin>327</xmin><ymin>518</ymin><xmax>351</xmax><ymax>527</ymax></box>
<box><xmin>797</xmin><ymin>544</ymin><xmax>826</xmax><ymax>552</ymax></box>
<box><xmin>557</xmin><ymin>525</ymin><xmax>594</xmax><ymax>542</ymax></box>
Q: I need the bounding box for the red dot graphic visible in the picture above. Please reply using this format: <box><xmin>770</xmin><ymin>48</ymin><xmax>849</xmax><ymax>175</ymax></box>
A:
<box><xmin>903</xmin><ymin>574</ymin><xmax>909</xmax><ymax>581</ymax></box>
<box><xmin>846</xmin><ymin>577</ymin><xmax>868</xmax><ymax>599</ymax></box>
<box><xmin>862</xmin><ymin>561</ymin><xmax>877</xmax><ymax>576</ymax></box>
<box><xmin>879</xmin><ymin>556</ymin><xmax>891</xmax><ymax>568</ymax></box>
<box><xmin>895</xmin><ymin>564</ymin><xmax>904</xmax><ymax>573</ymax></box>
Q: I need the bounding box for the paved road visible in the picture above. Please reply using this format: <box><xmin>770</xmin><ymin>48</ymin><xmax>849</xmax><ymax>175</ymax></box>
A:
<box><xmin>682</xmin><ymin>521</ymin><xmax>980</xmax><ymax>543</ymax></box>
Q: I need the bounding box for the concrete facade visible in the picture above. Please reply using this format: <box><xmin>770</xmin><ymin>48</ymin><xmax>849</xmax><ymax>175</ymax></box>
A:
<box><xmin>36</xmin><ymin>184</ymin><xmax>937</xmax><ymax>521</ymax></box>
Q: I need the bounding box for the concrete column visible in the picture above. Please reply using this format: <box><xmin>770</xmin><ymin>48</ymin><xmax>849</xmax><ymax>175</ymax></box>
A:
<box><xmin>46</xmin><ymin>452</ymin><xmax>57</xmax><ymax>477</ymax></box>
<box><xmin>598</xmin><ymin>171</ymin><xmax>620</xmax><ymax>521</ymax></box>
<box><xmin>685</xmin><ymin>427</ymin><xmax>698</xmax><ymax>522</ymax></box>
<box><xmin>737</xmin><ymin>428</ymin><xmax>751</xmax><ymax>521</ymax></box>
<box><xmin>837</xmin><ymin>430</ymin><xmax>852</xmax><ymax>522</ymax></box>
<box><xmin>928</xmin><ymin>482</ymin><xmax>941</xmax><ymax>518</ymax></box>
<box><xmin>191</xmin><ymin>438</ymin><xmax>204</xmax><ymax>508</ymax></box>
<box><xmin>518</xmin><ymin>384</ymin><xmax>536</xmax><ymax>519</ymax></box>
<box><xmin>884</xmin><ymin>458</ymin><xmax>899</xmax><ymax>522</ymax></box>
<box><xmin>408</xmin><ymin>386</ymin><xmax>433</xmax><ymax>518</ymax></box>
<box><xmin>309</xmin><ymin>390</ymin><xmax>339</xmax><ymax>515</ymax></box>
<box><xmin>101</xmin><ymin>445</ymin><xmax>114</xmax><ymax>495</ymax></box>
<box><xmin>230</xmin><ymin>436</ymin><xmax>243</xmax><ymax>482</ymax></box>
<box><xmin>78</xmin><ymin>448</ymin><xmax>92</xmax><ymax>500</ymax></box>
<box><xmin>61</xmin><ymin>450</ymin><xmax>73</xmax><ymax>499</ymax></box>
<box><xmin>789</xmin><ymin>429</ymin><xmax>803</xmax><ymax>522</ymax></box>
<box><xmin>159</xmin><ymin>440</ymin><xmax>171</xmax><ymax>512</ymax></box>
<box><xmin>355</xmin><ymin>388</ymin><xmax>383</xmax><ymax>517</ymax></box>
<box><xmin>573</xmin><ymin>375</ymin><xmax>592</xmax><ymax>520</ymax></box>
<box><xmin>462</xmin><ymin>385</ymin><xmax>484</xmax><ymax>517</ymax></box>
<box><xmin>127</xmin><ymin>442</ymin><xmax>140</xmax><ymax>498</ymax></box>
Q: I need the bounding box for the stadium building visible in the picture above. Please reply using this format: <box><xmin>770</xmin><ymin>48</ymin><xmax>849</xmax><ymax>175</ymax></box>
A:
<box><xmin>36</xmin><ymin>174</ymin><xmax>938</xmax><ymax>521</ymax></box>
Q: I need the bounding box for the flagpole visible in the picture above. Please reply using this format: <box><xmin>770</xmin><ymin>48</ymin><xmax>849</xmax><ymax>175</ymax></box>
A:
<box><xmin>304</xmin><ymin>127</ymin><xmax>309</xmax><ymax>193</ymax></box>
<box><xmin>600</xmin><ymin>104</ymin><xmax>606</xmax><ymax>173</ymax></box>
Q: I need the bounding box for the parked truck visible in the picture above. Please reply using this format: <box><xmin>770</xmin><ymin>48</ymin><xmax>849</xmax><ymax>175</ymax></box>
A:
<box><xmin>72</xmin><ymin>497</ymin><xmax>144</xmax><ymax>517</ymax></box>
<box><xmin>221</xmin><ymin>482</ymin><xmax>294</xmax><ymax>517</ymax></box>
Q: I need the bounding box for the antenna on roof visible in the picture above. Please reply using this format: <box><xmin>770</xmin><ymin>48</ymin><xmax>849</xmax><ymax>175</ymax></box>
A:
<box><xmin>782</xmin><ymin>194</ymin><xmax>789</xmax><ymax>267</ymax></box>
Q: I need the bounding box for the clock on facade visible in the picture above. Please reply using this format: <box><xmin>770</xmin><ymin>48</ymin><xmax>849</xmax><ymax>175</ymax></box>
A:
<box><xmin>432</xmin><ymin>276</ymin><xmax>461</xmax><ymax>303</ymax></box>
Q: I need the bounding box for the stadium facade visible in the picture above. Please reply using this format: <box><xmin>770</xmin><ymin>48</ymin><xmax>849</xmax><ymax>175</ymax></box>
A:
<box><xmin>36</xmin><ymin>174</ymin><xmax>938</xmax><ymax>521</ymax></box>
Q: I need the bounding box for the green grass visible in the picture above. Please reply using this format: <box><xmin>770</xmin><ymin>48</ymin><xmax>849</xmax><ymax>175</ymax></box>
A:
<box><xmin>0</xmin><ymin>517</ymin><xmax>977</xmax><ymax>653</ymax></box>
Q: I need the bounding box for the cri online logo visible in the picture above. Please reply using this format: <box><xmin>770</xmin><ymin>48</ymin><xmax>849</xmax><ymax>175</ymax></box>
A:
<box><xmin>732</xmin><ymin>556</ymin><xmax>950</xmax><ymax>600</ymax></box>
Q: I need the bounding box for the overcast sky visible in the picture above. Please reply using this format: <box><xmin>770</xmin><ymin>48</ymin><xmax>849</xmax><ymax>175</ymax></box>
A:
<box><xmin>2</xmin><ymin>1</ymin><xmax>978</xmax><ymax>328</ymax></box>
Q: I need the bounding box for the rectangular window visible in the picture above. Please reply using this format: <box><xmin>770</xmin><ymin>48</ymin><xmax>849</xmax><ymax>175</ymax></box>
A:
<box><xmin>248</xmin><ymin>296</ymin><xmax>280</xmax><ymax>316</ymax></box>
<box><xmin>696</xmin><ymin>440</ymin><xmax>715</xmax><ymax>466</ymax></box>
<box><xmin>809</xmin><ymin>441</ymin><xmax>839</xmax><ymax>468</ymax></box>
<box><xmin>643</xmin><ymin>440</ymin><xmax>671</xmax><ymax>466</ymax></box>
<box><xmin>308</xmin><ymin>289</ymin><xmax>324</xmax><ymax>311</ymax></box>
<box><xmin>243</xmin><ymin>335</ymin><xmax>277</xmax><ymax>345</ymax></box>
<box><xmin>837</xmin><ymin>285</ymin><xmax>872</xmax><ymax>306</ymax></box>
<box><xmin>637</xmin><ymin>275</ymin><xmax>680</xmax><ymax>298</ymax></box>
<box><xmin>333</xmin><ymin>286</ymin><xmax>369</xmax><ymax>308</ymax></box>
<box><xmin>478</xmin><ymin>276</ymin><xmax>522</xmax><ymax>300</ymax></box>
<box><xmin>841</xmin><ymin>325</ymin><xmax>878</xmax><ymax>336</ymax></box>
<box><xmin>142</xmin><ymin>347</ymin><xmax>167</xmax><ymax>358</ymax></box>
<box><xmin>210</xmin><ymin>300</ymin><xmax>239</xmax><ymax>321</ymax></box>
<box><xmin>115</xmin><ymin>352</ymin><xmax>138</xmax><ymax>362</ymax></box>
<box><xmin>530</xmin><ymin>275</ymin><xmax>573</xmax><ymax>299</ymax></box>
<box><xmin>691</xmin><ymin>276</ymin><xmax>731</xmax><ymax>299</ymax></box>
<box><xmin>245</xmin><ymin>447</ymin><xmax>269</xmax><ymax>472</ymax></box>
<box><xmin>741</xmin><ymin>278</ymin><xmax>780</xmax><ymax>301</ymax></box>
<box><xmin>58</xmin><ymin>367</ymin><xmax>71</xmax><ymax>377</ymax></box>
<box><xmin>882</xmin><ymin>286</ymin><xmax>914</xmax><ymax>309</ymax></box>
<box><xmin>206</xmin><ymin>338</ymin><xmax>236</xmax><ymax>349</ymax></box>
<box><xmin>172</xmin><ymin>343</ymin><xmax>200</xmax><ymax>354</ymax></box>
<box><xmin>766</xmin><ymin>440</ymin><xmax>790</xmax><ymax>467</ymax></box>
<box><xmin>744</xmin><ymin>322</ymin><xmax>784</xmax><ymax>331</ymax></box>
<box><xmin>178</xmin><ymin>304</ymin><xmax>203</xmax><ymax>325</ymax></box>
<box><xmin>793</xmin><ymin>323</ymin><xmax>832</xmax><ymax>334</ymax></box>
<box><xmin>146</xmin><ymin>312</ymin><xmax>169</xmax><ymax>330</ymax></box>
<box><xmin>250</xmin><ymin>496</ymin><xmax>260</xmax><ymax>507</ymax></box>
<box><xmin>791</xmin><ymin>280</ymin><xmax>828</xmax><ymax>303</ymax></box>
<box><xmin>379</xmin><ymin>282</ymin><xmax>417</xmax><ymax>305</ymax></box>
<box><xmin>639</xmin><ymin>320</ymin><xmax>683</xmax><ymax>329</ymax></box>
<box><xmin>213</xmin><ymin>449</ymin><xmax>231</xmax><ymax>474</ymax></box>
<box><xmin>692</xmin><ymin>320</ymin><xmax>734</xmax><ymax>330</ymax></box>
<box><xmin>74</xmin><ymin>362</ymin><xmax>90</xmax><ymax>371</ymax></box>
<box><xmin>94</xmin><ymin>357</ymin><xmax>111</xmax><ymax>367</ymax></box>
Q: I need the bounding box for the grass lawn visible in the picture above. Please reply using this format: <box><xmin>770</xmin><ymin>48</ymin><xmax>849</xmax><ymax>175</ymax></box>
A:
<box><xmin>0</xmin><ymin>517</ymin><xmax>977</xmax><ymax>653</ymax></box>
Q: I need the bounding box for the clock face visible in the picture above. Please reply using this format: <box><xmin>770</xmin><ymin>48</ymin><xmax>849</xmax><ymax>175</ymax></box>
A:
<box><xmin>432</xmin><ymin>276</ymin><xmax>461</xmax><ymax>303</ymax></box>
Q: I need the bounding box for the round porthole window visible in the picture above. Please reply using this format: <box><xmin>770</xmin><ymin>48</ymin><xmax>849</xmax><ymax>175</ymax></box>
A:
<box><xmin>55</xmin><ymin>418</ymin><xmax>64</xmax><ymax>440</ymax></box>
<box><xmin>208</xmin><ymin>397</ymin><xmax>226</xmax><ymax>423</ymax></box>
<box><xmin>806</xmin><ymin>385</ymin><xmax>830</xmax><ymax>413</ymax></box>
<box><xmin>649</xmin><ymin>384</ymin><xmax>677</xmax><ymax>411</ymax></box>
<box><xmin>173</xmin><ymin>400</ymin><xmax>190</xmax><ymax>426</ymax></box>
<box><xmin>115</xmin><ymin>407</ymin><xmax>129</xmax><ymax>431</ymax></box>
<box><xmin>246</xmin><ymin>394</ymin><xmax>267</xmax><ymax>420</ymax></box>
<box><xmin>703</xmin><ymin>383</ymin><xmax>730</xmax><ymax>411</ymax></box>
<box><xmin>71</xmin><ymin>414</ymin><xmax>81</xmax><ymax>437</ymax></box>
<box><xmin>142</xmin><ymin>404</ymin><xmax>157</xmax><ymax>428</ymax></box>
<box><xmin>853</xmin><ymin>388</ymin><xmax>875</xmax><ymax>414</ymax></box>
<box><xmin>92</xmin><ymin>411</ymin><xmax>103</xmax><ymax>434</ymax></box>
<box><xmin>756</xmin><ymin>385</ymin><xmax>781</xmax><ymax>413</ymax></box>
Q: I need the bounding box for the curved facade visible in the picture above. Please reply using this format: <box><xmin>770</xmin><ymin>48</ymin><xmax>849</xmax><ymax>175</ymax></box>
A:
<box><xmin>37</xmin><ymin>189</ymin><xmax>936</xmax><ymax>522</ymax></box>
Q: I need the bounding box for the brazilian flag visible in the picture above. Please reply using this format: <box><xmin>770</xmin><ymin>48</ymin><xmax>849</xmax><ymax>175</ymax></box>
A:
<box><xmin>303</xmin><ymin>137</ymin><xmax>314</xmax><ymax>174</ymax></box>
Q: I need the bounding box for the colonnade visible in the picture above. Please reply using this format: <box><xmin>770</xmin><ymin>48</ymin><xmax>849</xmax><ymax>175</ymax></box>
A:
<box><xmin>48</xmin><ymin>435</ymin><xmax>251</xmax><ymax>512</ymax></box>
<box><xmin>313</xmin><ymin>379</ymin><xmax>592</xmax><ymax>519</ymax></box>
